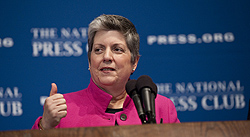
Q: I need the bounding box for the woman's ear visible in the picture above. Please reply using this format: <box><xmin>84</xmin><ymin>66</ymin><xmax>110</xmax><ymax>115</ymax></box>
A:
<box><xmin>88</xmin><ymin>61</ymin><xmax>91</xmax><ymax>70</ymax></box>
<box><xmin>132</xmin><ymin>56</ymin><xmax>140</xmax><ymax>73</ymax></box>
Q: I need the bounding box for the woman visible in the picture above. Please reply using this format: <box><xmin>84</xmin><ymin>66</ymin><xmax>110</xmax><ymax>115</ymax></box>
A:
<box><xmin>32</xmin><ymin>14</ymin><xmax>180</xmax><ymax>130</ymax></box>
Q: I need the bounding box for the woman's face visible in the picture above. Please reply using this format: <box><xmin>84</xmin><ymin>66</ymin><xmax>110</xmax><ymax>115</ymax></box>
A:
<box><xmin>89</xmin><ymin>30</ymin><xmax>138</xmax><ymax>90</ymax></box>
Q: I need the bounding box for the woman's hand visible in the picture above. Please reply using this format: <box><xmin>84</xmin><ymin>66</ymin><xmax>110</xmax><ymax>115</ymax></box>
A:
<box><xmin>40</xmin><ymin>83</ymin><xmax>67</xmax><ymax>129</ymax></box>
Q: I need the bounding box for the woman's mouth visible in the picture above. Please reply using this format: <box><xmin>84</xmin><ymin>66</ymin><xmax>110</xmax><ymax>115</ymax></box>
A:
<box><xmin>100</xmin><ymin>68</ymin><xmax>115</xmax><ymax>71</ymax></box>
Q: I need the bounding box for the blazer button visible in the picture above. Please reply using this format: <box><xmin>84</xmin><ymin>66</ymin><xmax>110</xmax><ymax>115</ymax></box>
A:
<box><xmin>120</xmin><ymin>114</ymin><xmax>127</xmax><ymax>121</ymax></box>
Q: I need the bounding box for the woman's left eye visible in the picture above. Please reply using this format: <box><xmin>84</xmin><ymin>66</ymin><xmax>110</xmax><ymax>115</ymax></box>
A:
<box><xmin>115</xmin><ymin>48</ymin><xmax>122</xmax><ymax>51</ymax></box>
<box><xmin>114</xmin><ymin>48</ymin><xmax>124</xmax><ymax>53</ymax></box>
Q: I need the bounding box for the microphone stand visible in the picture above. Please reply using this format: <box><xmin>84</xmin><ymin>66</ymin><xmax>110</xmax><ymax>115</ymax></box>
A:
<box><xmin>140</xmin><ymin>114</ymin><xmax>147</xmax><ymax>124</ymax></box>
<box><xmin>146</xmin><ymin>111</ymin><xmax>156</xmax><ymax>124</ymax></box>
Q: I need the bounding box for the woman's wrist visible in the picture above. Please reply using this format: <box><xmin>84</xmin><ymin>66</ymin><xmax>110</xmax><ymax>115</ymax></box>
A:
<box><xmin>38</xmin><ymin>118</ymin><xmax>44</xmax><ymax>130</ymax></box>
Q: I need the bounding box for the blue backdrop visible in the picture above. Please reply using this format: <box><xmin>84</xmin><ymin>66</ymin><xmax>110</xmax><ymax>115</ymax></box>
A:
<box><xmin>1</xmin><ymin>0</ymin><xmax>250</xmax><ymax>131</ymax></box>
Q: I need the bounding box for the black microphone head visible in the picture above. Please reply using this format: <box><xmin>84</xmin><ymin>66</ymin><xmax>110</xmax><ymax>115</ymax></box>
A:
<box><xmin>136</xmin><ymin>75</ymin><xmax>157</xmax><ymax>96</ymax></box>
<box><xmin>152</xmin><ymin>83</ymin><xmax>158</xmax><ymax>97</ymax></box>
<box><xmin>125</xmin><ymin>79</ymin><xmax>137</xmax><ymax>97</ymax></box>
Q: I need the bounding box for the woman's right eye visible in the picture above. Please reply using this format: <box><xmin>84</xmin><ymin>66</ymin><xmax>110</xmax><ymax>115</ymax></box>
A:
<box><xmin>94</xmin><ymin>48</ymin><xmax>103</xmax><ymax>54</ymax></box>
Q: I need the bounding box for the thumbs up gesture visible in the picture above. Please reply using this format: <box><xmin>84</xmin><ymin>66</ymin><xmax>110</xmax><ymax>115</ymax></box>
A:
<box><xmin>40</xmin><ymin>83</ymin><xmax>67</xmax><ymax>129</ymax></box>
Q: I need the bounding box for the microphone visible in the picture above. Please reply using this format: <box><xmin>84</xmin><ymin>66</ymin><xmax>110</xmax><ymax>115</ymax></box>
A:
<box><xmin>150</xmin><ymin>82</ymin><xmax>157</xmax><ymax>123</ymax></box>
<box><xmin>126</xmin><ymin>79</ymin><xmax>146</xmax><ymax>124</ymax></box>
<box><xmin>136</xmin><ymin>75</ymin><xmax>157</xmax><ymax>123</ymax></box>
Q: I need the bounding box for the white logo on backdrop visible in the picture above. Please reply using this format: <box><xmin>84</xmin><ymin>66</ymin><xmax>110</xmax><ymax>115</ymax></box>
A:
<box><xmin>0</xmin><ymin>37</ymin><xmax>14</xmax><ymax>48</ymax></box>
<box><xmin>156</xmin><ymin>80</ymin><xmax>245</xmax><ymax>112</ymax></box>
<box><xmin>0</xmin><ymin>87</ymin><xmax>23</xmax><ymax>117</ymax></box>
<box><xmin>147</xmin><ymin>32</ymin><xmax>234</xmax><ymax>45</ymax></box>
<box><xmin>40</xmin><ymin>96</ymin><xmax>48</xmax><ymax>106</ymax></box>
<box><xmin>31</xmin><ymin>27</ymin><xmax>88</xmax><ymax>57</ymax></box>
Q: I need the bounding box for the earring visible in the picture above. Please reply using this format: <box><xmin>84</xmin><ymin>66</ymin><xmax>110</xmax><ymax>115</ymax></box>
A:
<box><xmin>132</xmin><ymin>68</ymin><xmax>135</xmax><ymax>71</ymax></box>
<box><xmin>88</xmin><ymin>68</ymin><xmax>90</xmax><ymax>70</ymax></box>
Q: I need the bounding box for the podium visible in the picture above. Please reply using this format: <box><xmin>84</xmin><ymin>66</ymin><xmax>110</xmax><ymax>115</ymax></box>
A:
<box><xmin>1</xmin><ymin>121</ymin><xmax>250</xmax><ymax>137</ymax></box>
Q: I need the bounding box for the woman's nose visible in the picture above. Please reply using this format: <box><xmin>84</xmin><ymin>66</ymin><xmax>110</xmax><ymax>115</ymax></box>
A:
<box><xmin>103</xmin><ymin>48</ymin><xmax>113</xmax><ymax>63</ymax></box>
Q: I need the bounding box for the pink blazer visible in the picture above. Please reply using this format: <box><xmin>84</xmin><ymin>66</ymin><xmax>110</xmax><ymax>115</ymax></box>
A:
<box><xmin>32</xmin><ymin>79</ymin><xmax>180</xmax><ymax>129</ymax></box>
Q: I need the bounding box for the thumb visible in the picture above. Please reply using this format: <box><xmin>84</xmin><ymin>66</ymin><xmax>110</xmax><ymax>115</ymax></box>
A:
<box><xmin>50</xmin><ymin>83</ymin><xmax>58</xmax><ymax>96</ymax></box>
